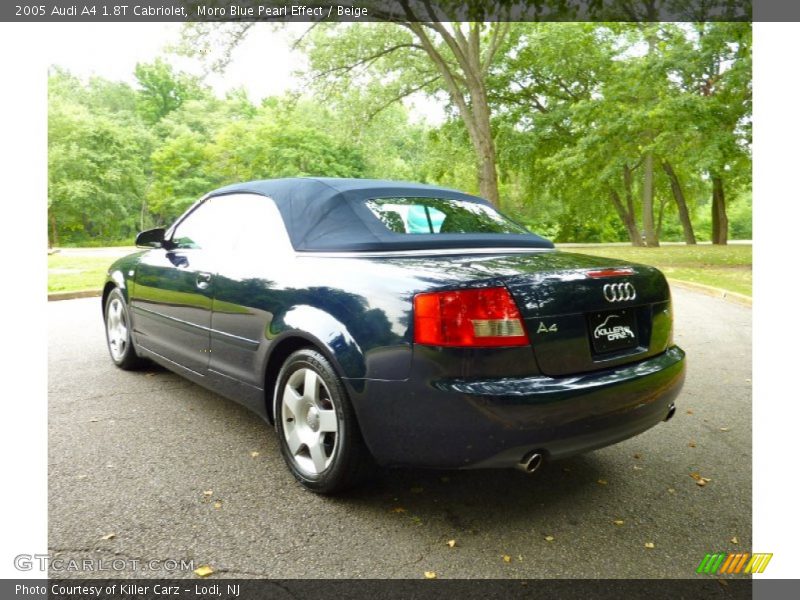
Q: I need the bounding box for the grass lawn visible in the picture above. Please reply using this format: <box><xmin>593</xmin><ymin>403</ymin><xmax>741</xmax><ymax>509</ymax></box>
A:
<box><xmin>48</xmin><ymin>254</ymin><xmax>115</xmax><ymax>293</ymax></box>
<box><xmin>48</xmin><ymin>244</ymin><xmax>752</xmax><ymax>297</ymax></box>
<box><xmin>564</xmin><ymin>244</ymin><xmax>752</xmax><ymax>297</ymax></box>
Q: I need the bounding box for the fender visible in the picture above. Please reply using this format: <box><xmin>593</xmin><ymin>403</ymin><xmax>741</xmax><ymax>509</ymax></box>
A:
<box><xmin>268</xmin><ymin>305</ymin><xmax>366</xmax><ymax>379</ymax></box>
<box><xmin>103</xmin><ymin>252</ymin><xmax>146</xmax><ymax>307</ymax></box>
<box><xmin>108</xmin><ymin>269</ymin><xmax>129</xmax><ymax>293</ymax></box>
<box><xmin>102</xmin><ymin>268</ymin><xmax>132</xmax><ymax>317</ymax></box>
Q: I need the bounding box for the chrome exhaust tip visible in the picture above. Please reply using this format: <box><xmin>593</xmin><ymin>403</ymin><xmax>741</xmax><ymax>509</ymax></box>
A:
<box><xmin>516</xmin><ymin>450</ymin><xmax>544</xmax><ymax>475</ymax></box>
<box><xmin>664</xmin><ymin>403</ymin><xmax>677</xmax><ymax>422</ymax></box>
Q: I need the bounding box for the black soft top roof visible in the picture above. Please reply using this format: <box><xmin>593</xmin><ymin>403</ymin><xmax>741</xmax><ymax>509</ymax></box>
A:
<box><xmin>209</xmin><ymin>177</ymin><xmax>554</xmax><ymax>252</ymax></box>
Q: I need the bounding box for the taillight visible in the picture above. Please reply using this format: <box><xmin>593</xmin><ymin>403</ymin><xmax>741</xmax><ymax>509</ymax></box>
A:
<box><xmin>586</xmin><ymin>267</ymin><xmax>634</xmax><ymax>278</ymax></box>
<box><xmin>413</xmin><ymin>286</ymin><xmax>530</xmax><ymax>347</ymax></box>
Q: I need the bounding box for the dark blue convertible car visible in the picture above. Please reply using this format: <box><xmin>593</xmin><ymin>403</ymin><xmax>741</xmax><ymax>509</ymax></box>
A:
<box><xmin>103</xmin><ymin>178</ymin><xmax>685</xmax><ymax>493</ymax></box>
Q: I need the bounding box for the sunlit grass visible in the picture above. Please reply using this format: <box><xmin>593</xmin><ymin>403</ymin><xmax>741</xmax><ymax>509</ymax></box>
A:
<box><xmin>565</xmin><ymin>245</ymin><xmax>752</xmax><ymax>297</ymax></box>
<box><xmin>48</xmin><ymin>244</ymin><xmax>753</xmax><ymax>298</ymax></box>
<box><xmin>48</xmin><ymin>254</ymin><xmax>114</xmax><ymax>293</ymax></box>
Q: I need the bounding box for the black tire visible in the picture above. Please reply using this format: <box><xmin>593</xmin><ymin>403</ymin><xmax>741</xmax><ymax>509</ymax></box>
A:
<box><xmin>274</xmin><ymin>349</ymin><xmax>373</xmax><ymax>494</ymax></box>
<box><xmin>104</xmin><ymin>288</ymin><xmax>146</xmax><ymax>370</ymax></box>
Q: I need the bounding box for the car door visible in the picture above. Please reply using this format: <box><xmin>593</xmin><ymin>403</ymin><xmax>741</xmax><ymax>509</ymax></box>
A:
<box><xmin>207</xmin><ymin>194</ymin><xmax>294</xmax><ymax>388</ymax></box>
<box><xmin>130</xmin><ymin>197</ymin><xmax>227</xmax><ymax>374</ymax></box>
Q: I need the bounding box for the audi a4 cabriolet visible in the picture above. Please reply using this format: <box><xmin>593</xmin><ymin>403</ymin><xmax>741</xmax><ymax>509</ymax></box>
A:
<box><xmin>102</xmin><ymin>178</ymin><xmax>684</xmax><ymax>493</ymax></box>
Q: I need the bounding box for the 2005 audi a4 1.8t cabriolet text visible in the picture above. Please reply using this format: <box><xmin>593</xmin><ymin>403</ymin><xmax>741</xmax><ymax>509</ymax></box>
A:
<box><xmin>102</xmin><ymin>178</ymin><xmax>685</xmax><ymax>493</ymax></box>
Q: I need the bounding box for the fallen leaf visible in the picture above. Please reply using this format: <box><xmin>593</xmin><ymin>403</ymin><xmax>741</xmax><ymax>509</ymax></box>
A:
<box><xmin>518</xmin><ymin>555</ymin><xmax>524</xmax><ymax>561</ymax></box>
<box><xmin>633</xmin><ymin>453</ymin><xmax>641</xmax><ymax>459</ymax></box>
<box><xmin>101</xmin><ymin>533</ymin><xmax>115</xmax><ymax>540</ymax></box>
<box><xmin>720</xmin><ymin>427</ymin><xmax>730</xmax><ymax>432</ymax></box>
<box><xmin>194</xmin><ymin>565</ymin><xmax>214</xmax><ymax>578</ymax></box>
<box><xmin>213</xmin><ymin>501</ymin><xmax>222</xmax><ymax>509</ymax></box>
<box><xmin>502</xmin><ymin>555</ymin><xmax>512</xmax><ymax>563</ymax></box>
<box><xmin>667</xmin><ymin>488</ymin><xmax>676</xmax><ymax>494</ymax></box>
<box><xmin>391</xmin><ymin>507</ymin><xmax>406</xmax><ymax>513</ymax></box>
<box><xmin>597</xmin><ymin>479</ymin><xmax>608</xmax><ymax>485</ymax></box>
<box><xmin>731</xmin><ymin>536</ymin><xmax>739</xmax><ymax>545</ymax></box>
<box><xmin>645</xmin><ymin>542</ymin><xmax>655</xmax><ymax>549</ymax></box>
<box><xmin>77</xmin><ymin>474</ymin><xmax>88</xmax><ymax>480</ymax></box>
<box><xmin>686</xmin><ymin>409</ymin><xmax>694</xmax><ymax>415</ymax></box>
<box><xmin>633</xmin><ymin>465</ymin><xmax>643</xmax><ymax>470</ymax></box>
<box><xmin>250</xmin><ymin>451</ymin><xmax>260</xmax><ymax>458</ymax></box>
<box><xmin>544</xmin><ymin>535</ymin><xmax>555</xmax><ymax>542</ymax></box>
<box><xmin>203</xmin><ymin>490</ymin><xmax>213</xmax><ymax>496</ymax></box>
<box><xmin>613</xmin><ymin>520</ymin><xmax>624</xmax><ymax>526</ymax></box>
<box><xmin>424</xmin><ymin>571</ymin><xmax>437</xmax><ymax>579</ymax></box>
<box><xmin>688</xmin><ymin>440</ymin><xmax>697</xmax><ymax>448</ymax></box>
<box><xmin>689</xmin><ymin>472</ymin><xmax>711</xmax><ymax>486</ymax></box>
<box><xmin>446</xmin><ymin>540</ymin><xmax>456</xmax><ymax>548</ymax></box>
<box><xmin>89</xmin><ymin>418</ymin><xmax>99</xmax><ymax>423</ymax></box>
<box><xmin>411</xmin><ymin>487</ymin><xmax>424</xmax><ymax>494</ymax></box>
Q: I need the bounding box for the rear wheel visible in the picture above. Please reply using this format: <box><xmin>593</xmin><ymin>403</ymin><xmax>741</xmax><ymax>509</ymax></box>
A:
<box><xmin>104</xmin><ymin>288</ymin><xmax>146</xmax><ymax>370</ymax></box>
<box><xmin>275</xmin><ymin>349</ymin><xmax>373</xmax><ymax>493</ymax></box>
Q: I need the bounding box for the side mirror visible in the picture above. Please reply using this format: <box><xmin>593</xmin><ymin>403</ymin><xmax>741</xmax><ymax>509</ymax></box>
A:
<box><xmin>135</xmin><ymin>228</ymin><xmax>166</xmax><ymax>248</ymax></box>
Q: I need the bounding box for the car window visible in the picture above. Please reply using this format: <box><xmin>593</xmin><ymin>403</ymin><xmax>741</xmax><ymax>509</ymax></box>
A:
<box><xmin>170</xmin><ymin>193</ymin><xmax>291</xmax><ymax>254</ymax></box>
<box><xmin>229</xmin><ymin>194</ymin><xmax>292</xmax><ymax>254</ymax></box>
<box><xmin>170</xmin><ymin>197</ymin><xmax>228</xmax><ymax>250</ymax></box>
<box><xmin>365</xmin><ymin>197</ymin><xmax>528</xmax><ymax>235</ymax></box>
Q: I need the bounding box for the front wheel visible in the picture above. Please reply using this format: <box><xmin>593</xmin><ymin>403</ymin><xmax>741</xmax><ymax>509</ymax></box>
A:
<box><xmin>275</xmin><ymin>349</ymin><xmax>373</xmax><ymax>494</ymax></box>
<box><xmin>104</xmin><ymin>288</ymin><xmax>146</xmax><ymax>370</ymax></box>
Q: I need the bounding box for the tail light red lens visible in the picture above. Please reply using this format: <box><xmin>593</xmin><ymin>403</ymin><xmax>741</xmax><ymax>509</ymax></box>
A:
<box><xmin>586</xmin><ymin>267</ymin><xmax>634</xmax><ymax>278</ymax></box>
<box><xmin>413</xmin><ymin>286</ymin><xmax>530</xmax><ymax>348</ymax></box>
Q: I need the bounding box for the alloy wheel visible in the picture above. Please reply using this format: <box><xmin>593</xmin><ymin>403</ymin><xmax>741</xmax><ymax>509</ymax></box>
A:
<box><xmin>106</xmin><ymin>297</ymin><xmax>129</xmax><ymax>361</ymax></box>
<box><xmin>280</xmin><ymin>367</ymin><xmax>339</xmax><ymax>476</ymax></box>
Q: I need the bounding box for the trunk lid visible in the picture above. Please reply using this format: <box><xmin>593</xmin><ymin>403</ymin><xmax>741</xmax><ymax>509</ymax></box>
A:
<box><xmin>501</xmin><ymin>252</ymin><xmax>673</xmax><ymax>376</ymax></box>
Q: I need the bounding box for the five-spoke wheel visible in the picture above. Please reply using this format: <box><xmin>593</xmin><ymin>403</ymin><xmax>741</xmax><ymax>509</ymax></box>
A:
<box><xmin>104</xmin><ymin>288</ymin><xmax>145</xmax><ymax>370</ymax></box>
<box><xmin>275</xmin><ymin>349</ymin><xmax>373</xmax><ymax>493</ymax></box>
<box><xmin>281</xmin><ymin>367</ymin><xmax>340</xmax><ymax>476</ymax></box>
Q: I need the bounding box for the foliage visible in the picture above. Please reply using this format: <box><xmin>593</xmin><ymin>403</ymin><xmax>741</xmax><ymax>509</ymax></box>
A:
<box><xmin>48</xmin><ymin>22</ymin><xmax>751</xmax><ymax>246</ymax></box>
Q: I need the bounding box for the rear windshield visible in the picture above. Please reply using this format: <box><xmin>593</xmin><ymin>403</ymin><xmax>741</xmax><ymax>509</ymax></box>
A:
<box><xmin>364</xmin><ymin>197</ymin><xmax>529</xmax><ymax>235</ymax></box>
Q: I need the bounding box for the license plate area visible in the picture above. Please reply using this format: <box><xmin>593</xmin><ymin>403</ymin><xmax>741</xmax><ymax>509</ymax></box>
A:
<box><xmin>587</xmin><ymin>308</ymin><xmax>639</xmax><ymax>354</ymax></box>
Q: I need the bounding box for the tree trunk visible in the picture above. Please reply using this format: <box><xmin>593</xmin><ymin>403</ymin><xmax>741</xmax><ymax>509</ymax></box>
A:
<box><xmin>622</xmin><ymin>164</ymin><xmax>644</xmax><ymax>246</ymax></box>
<box><xmin>609</xmin><ymin>189</ymin><xmax>643</xmax><ymax>246</ymax></box>
<box><xmin>405</xmin><ymin>22</ymin><xmax>501</xmax><ymax>207</ymax></box>
<box><xmin>656</xmin><ymin>195</ymin><xmax>667</xmax><ymax>240</ymax></box>
<box><xmin>470</xmin><ymin>98</ymin><xmax>500</xmax><ymax>208</ymax></box>
<box><xmin>712</xmin><ymin>175</ymin><xmax>729</xmax><ymax>245</ymax></box>
<box><xmin>49</xmin><ymin>211</ymin><xmax>58</xmax><ymax>248</ymax></box>
<box><xmin>642</xmin><ymin>153</ymin><xmax>659</xmax><ymax>247</ymax></box>
<box><xmin>662</xmin><ymin>161</ymin><xmax>697</xmax><ymax>244</ymax></box>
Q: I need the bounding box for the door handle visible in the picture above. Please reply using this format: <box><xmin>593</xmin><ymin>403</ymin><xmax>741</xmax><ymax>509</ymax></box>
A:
<box><xmin>195</xmin><ymin>272</ymin><xmax>211</xmax><ymax>290</ymax></box>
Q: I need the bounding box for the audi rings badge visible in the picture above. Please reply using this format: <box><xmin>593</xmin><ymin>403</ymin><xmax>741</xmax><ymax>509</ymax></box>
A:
<box><xmin>603</xmin><ymin>282</ymin><xmax>636</xmax><ymax>303</ymax></box>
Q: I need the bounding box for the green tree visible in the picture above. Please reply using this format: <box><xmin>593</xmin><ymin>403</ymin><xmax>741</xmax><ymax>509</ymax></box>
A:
<box><xmin>134</xmin><ymin>58</ymin><xmax>206</xmax><ymax>125</ymax></box>
<box><xmin>48</xmin><ymin>92</ymin><xmax>152</xmax><ymax>244</ymax></box>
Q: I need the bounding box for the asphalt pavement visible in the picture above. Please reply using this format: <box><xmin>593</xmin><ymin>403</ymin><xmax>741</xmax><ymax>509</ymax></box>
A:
<box><xmin>48</xmin><ymin>288</ymin><xmax>751</xmax><ymax>579</ymax></box>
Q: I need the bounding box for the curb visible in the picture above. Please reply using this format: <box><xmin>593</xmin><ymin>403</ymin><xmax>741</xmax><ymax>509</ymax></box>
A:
<box><xmin>48</xmin><ymin>290</ymin><xmax>102</xmax><ymax>302</ymax></box>
<box><xmin>668</xmin><ymin>279</ymin><xmax>751</xmax><ymax>307</ymax></box>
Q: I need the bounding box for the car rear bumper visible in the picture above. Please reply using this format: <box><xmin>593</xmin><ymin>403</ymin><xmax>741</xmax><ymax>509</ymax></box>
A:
<box><xmin>346</xmin><ymin>345</ymin><xmax>685</xmax><ymax>468</ymax></box>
